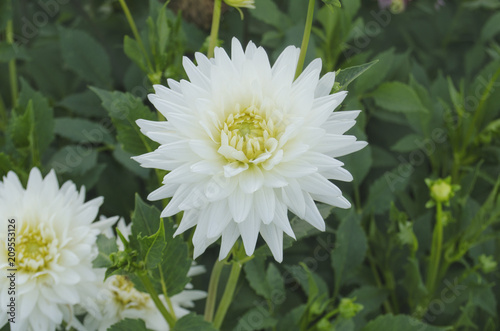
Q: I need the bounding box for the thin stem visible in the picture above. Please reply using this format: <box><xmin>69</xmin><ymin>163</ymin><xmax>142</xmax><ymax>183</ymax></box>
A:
<box><xmin>367</xmin><ymin>252</ymin><xmax>393</xmax><ymax>314</ymax></box>
<box><xmin>208</xmin><ymin>0</ymin><xmax>222</xmax><ymax>58</ymax></box>
<box><xmin>118</xmin><ymin>0</ymin><xmax>154</xmax><ymax>73</ymax></box>
<box><xmin>204</xmin><ymin>259</ymin><xmax>225</xmax><ymax>322</ymax></box>
<box><xmin>158</xmin><ymin>267</ymin><xmax>177</xmax><ymax>320</ymax></box>
<box><xmin>426</xmin><ymin>202</ymin><xmax>444</xmax><ymax>294</ymax></box>
<box><xmin>6</xmin><ymin>20</ymin><xmax>18</xmax><ymax>107</ymax></box>
<box><xmin>213</xmin><ymin>261</ymin><xmax>242</xmax><ymax>328</ymax></box>
<box><xmin>138</xmin><ymin>272</ymin><xmax>176</xmax><ymax>328</ymax></box>
<box><xmin>294</xmin><ymin>0</ymin><xmax>315</xmax><ymax>80</ymax></box>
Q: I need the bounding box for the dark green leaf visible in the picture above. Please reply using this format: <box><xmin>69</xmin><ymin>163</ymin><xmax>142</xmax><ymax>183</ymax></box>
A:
<box><xmin>49</xmin><ymin>145</ymin><xmax>98</xmax><ymax>175</ymax></box>
<box><xmin>331</xmin><ymin>211</ymin><xmax>367</xmax><ymax>294</ymax></box>
<box><xmin>355</xmin><ymin>49</ymin><xmax>394</xmax><ymax>93</ymax></box>
<box><xmin>244</xmin><ymin>256</ymin><xmax>272</xmax><ymax>299</ymax></box>
<box><xmin>371</xmin><ymin>82</ymin><xmax>427</xmax><ymax>113</ymax></box>
<box><xmin>172</xmin><ymin>314</ymin><xmax>218</xmax><ymax>331</ymax></box>
<box><xmin>91</xmin><ymin>88</ymin><xmax>158</xmax><ymax>155</ymax></box>
<box><xmin>59</xmin><ymin>27</ymin><xmax>112</xmax><ymax>87</ymax></box>
<box><xmin>233</xmin><ymin>307</ymin><xmax>278</xmax><ymax>331</ymax></box>
<box><xmin>251</xmin><ymin>0</ymin><xmax>290</xmax><ymax>29</ymax></box>
<box><xmin>93</xmin><ymin>234</ymin><xmax>119</xmax><ymax>268</ymax></box>
<box><xmin>481</xmin><ymin>12</ymin><xmax>500</xmax><ymax>42</ymax></box>
<box><xmin>362</xmin><ymin>314</ymin><xmax>447</xmax><ymax>331</ymax></box>
<box><xmin>58</xmin><ymin>90</ymin><xmax>107</xmax><ymax>117</ymax></box>
<box><xmin>108</xmin><ymin>318</ymin><xmax>153</xmax><ymax>331</ymax></box>
<box><xmin>54</xmin><ymin>118</ymin><xmax>114</xmax><ymax>145</ymax></box>
<box><xmin>112</xmin><ymin>144</ymin><xmax>150</xmax><ymax>179</ymax></box>
<box><xmin>131</xmin><ymin>194</ymin><xmax>162</xmax><ymax>244</ymax></box>
<box><xmin>0</xmin><ymin>0</ymin><xmax>11</xmax><ymax>31</ymax></box>
<box><xmin>0</xmin><ymin>42</ymin><xmax>29</xmax><ymax>62</ymax></box>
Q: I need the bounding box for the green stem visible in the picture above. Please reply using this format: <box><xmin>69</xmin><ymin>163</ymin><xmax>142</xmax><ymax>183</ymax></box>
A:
<box><xmin>118</xmin><ymin>0</ymin><xmax>154</xmax><ymax>73</ymax></box>
<box><xmin>294</xmin><ymin>0</ymin><xmax>315</xmax><ymax>80</ymax></box>
<box><xmin>367</xmin><ymin>252</ymin><xmax>393</xmax><ymax>314</ymax></box>
<box><xmin>0</xmin><ymin>95</ymin><xmax>7</xmax><ymax>132</ymax></box>
<box><xmin>213</xmin><ymin>261</ymin><xmax>242</xmax><ymax>328</ymax></box>
<box><xmin>204</xmin><ymin>259</ymin><xmax>225</xmax><ymax>322</ymax></box>
<box><xmin>6</xmin><ymin>20</ymin><xmax>18</xmax><ymax>107</ymax></box>
<box><xmin>426</xmin><ymin>202</ymin><xmax>444</xmax><ymax>294</ymax></box>
<box><xmin>158</xmin><ymin>267</ymin><xmax>177</xmax><ymax>320</ymax></box>
<box><xmin>208</xmin><ymin>0</ymin><xmax>222</xmax><ymax>58</ymax></box>
<box><xmin>138</xmin><ymin>272</ymin><xmax>176</xmax><ymax>328</ymax></box>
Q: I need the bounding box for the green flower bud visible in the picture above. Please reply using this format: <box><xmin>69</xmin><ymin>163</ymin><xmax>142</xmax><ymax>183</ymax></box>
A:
<box><xmin>339</xmin><ymin>297</ymin><xmax>363</xmax><ymax>319</ymax></box>
<box><xmin>479</xmin><ymin>255</ymin><xmax>497</xmax><ymax>273</ymax></box>
<box><xmin>425</xmin><ymin>177</ymin><xmax>460</xmax><ymax>207</ymax></box>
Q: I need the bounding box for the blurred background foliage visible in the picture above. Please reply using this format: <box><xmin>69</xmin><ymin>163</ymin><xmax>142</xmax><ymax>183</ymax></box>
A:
<box><xmin>0</xmin><ymin>0</ymin><xmax>499</xmax><ymax>330</ymax></box>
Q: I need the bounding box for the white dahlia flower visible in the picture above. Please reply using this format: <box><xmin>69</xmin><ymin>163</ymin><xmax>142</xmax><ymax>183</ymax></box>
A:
<box><xmin>133</xmin><ymin>38</ymin><xmax>367</xmax><ymax>262</ymax></box>
<box><xmin>0</xmin><ymin>168</ymin><xmax>117</xmax><ymax>331</ymax></box>
<box><xmin>84</xmin><ymin>219</ymin><xmax>206</xmax><ymax>331</ymax></box>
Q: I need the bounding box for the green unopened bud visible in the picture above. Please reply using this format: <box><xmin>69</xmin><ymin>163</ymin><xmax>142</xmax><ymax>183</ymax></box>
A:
<box><xmin>316</xmin><ymin>318</ymin><xmax>333</xmax><ymax>331</ymax></box>
<box><xmin>425</xmin><ymin>177</ymin><xmax>460</xmax><ymax>207</ymax></box>
<box><xmin>223</xmin><ymin>0</ymin><xmax>255</xmax><ymax>19</ymax></box>
<box><xmin>339</xmin><ymin>297</ymin><xmax>363</xmax><ymax>319</ymax></box>
<box><xmin>479</xmin><ymin>255</ymin><xmax>497</xmax><ymax>273</ymax></box>
<box><xmin>390</xmin><ymin>0</ymin><xmax>405</xmax><ymax>13</ymax></box>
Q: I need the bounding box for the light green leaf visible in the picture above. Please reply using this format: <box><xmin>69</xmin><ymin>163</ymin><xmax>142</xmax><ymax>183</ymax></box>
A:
<box><xmin>401</xmin><ymin>257</ymin><xmax>428</xmax><ymax>310</ymax></box>
<box><xmin>390</xmin><ymin>134</ymin><xmax>423</xmax><ymax>152</ymax></box>
<box><xmin>172</xmin><ymin>314</ymin><xmax>218</xmax><ymax>331</ymax></box>
<box><xmin>331</xmin><ymin>211</ymin><xmax>367</xmax><ymax>294</ymax></box>
<box><xmin>336</xmin><ymin>60</ymin><xmax>378</xmax><ymax>90</ymax></box>
<box><xmin>59</xmin><ymin>27</ymin><xmax>112</xmax><ymax>87</ymax></box>
<box><xmin>355</xmin><ymin>49</ymin><xmax>394</xmax><ymax>93</ymax></box>
<box><xmin>131</xmin><ymin>194</ymin><xmax>162</xmax><ymax>244</ymax></box>
<box><xmin>124</xmin><ymin>35</ymin><xmax>148</xmax><ymax>72</ymax></box>
<box><xmin>93</xmin><ymin>234</ymin><xmax>119</xmax><ymax>268</ymax></box>
<box><xmin>362</xmin><ymin>314</ymin><xmax>447</xmax><ymax>331</ymax></box>
<box><xmin>371</xmin><ymin>82</ymin><xmax>427</xmax><ymax>113</ymax></box>
<box><xmin>138</xmin><ymin>218</ymin><xmax>166</xmax><ymax>269</ymax></box>
<box><xmin>48</xmin><ymin>145</ymin><xmax>98</xmax><ymax>175</ymax></box>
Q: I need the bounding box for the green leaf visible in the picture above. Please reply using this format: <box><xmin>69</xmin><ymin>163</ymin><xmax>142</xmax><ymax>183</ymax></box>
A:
<box><xmin>401</xmin><ymin>257</ymin><xmax>427</xmax><ymax>310</ymax></box>
<box><xmin>138</xmin><ymin>218</ymin><xmax>166</xmax><ymax>269</ymax></box>
<box><xmin>17</xmin><ymin>80</ymin><xmax>54</xmax><ymax>155</ymax></box>
<box><xmin>266</xmin><ymin>263</ymin><xmax>285</xmax><ymax>298</ymax></box>
<box><xmin>244</xmin><ymin>256</ymin><xmax>272</xmax><ymax>299</ymax></box>
<box><xmin>0</xmin><ymin>42</ymin><xmax>29</xmax><ymax>62</ymax></box>
<box><xmin>112</xmin><ymin>144</ymin><xmax>150</xmax><ymax>179</ymax></box>
<box><xmin>481</xmin><ymin>12</ymin><xmax>500</xmax><ymax>42</ymax></box>
<box><xmin>54</xmin><ymin>118</ymin><xmax>114</xmax><ymax>145</ymax></box>
<box><xmin>131</xmin><ymin>194</ymin><xmax>162</xmax><ymax>245</ymax></box>
<box><xmin>323</xmin><ymin>0</ymin><xmax>342</xmax><ymax>10</ymax></box>
<box><xmin>365</xmin><ymin>168</ymin><xmax>409</xmax><ymax>215</ymax></box>
<box><xmin>108</xmin><ymin>318</ymin><xmax>153</xmax><ymax>331</ymax></box>
<box><xmin>93</xmin><ymin>234</ymin><xmax>119</xmax><ymax>268</ymax></box>
<box><xmin>59</xmin><ymin>27</ymin><xmax>112</xmax><ymax>87</ymax></box>
<box><xmin>362</xmin><ymin>314</ymin><xmax>447</xmax><ymax>331</ymax></box>
<box><xmin>58</xmin><ymin>90</ymin><xmax>106</xmax><ymax>117</ymax></box>
<box><xmin>391</xmin><ymin>134</ymin><xmax>423</xmax><ymax>152</ymax></box>
<box><xmin>331</xmin><ymin>211</ymin><xmax>367</xmax><ymax>295</ymax></box>
<box><xmin>355</xmin><ymin>49</ymin><xmax>394</xmax><ymax>93</ymax></box>
<box><xmin>348</xmin><ymin>286</ymin><xmax>388</xmax><ymax>323</ymax></box>
<box><xmin>336</xmin><ymin>61</ymin><xmax>378</xmax><ymax>90</ymax></box>
<box><xmin>124</xmin><ymin>35</ymin><xmax>148</xmax><ymax>72</ymax></box>
<box><xmin>91</xmin><ymin>88</ymin><xmax>158</xmax><ymax>155</ymax></box>
<box><xmin>371</xmin><ymin>82</ymin><xmax>427</xmax><ymax>113</ymax></box>
<box><xmin>0</xmin><ymin>153</ymin><xmax>26</xmax><ymax>179</ymax></box>
<box><xmin>48</xmin><ymin>145</ymin><xmax>98</xmax><ymax>175</ymax></box>
<box><xmin>172</xmin><ymin>314</ymin><xmax>218</xmax><ymax>331</ymax></box>
<box><xmin>251</xmin><ymin>0</ymin><xmax>291</xmax><ymax>29</ymax></box>
<box><xmin>234</xmin><ymin>307</ymin><xmax>278</xmax><ymax>331</ymax></box>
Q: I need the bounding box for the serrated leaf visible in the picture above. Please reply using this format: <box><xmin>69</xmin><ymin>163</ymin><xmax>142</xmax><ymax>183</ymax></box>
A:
<box><xmin>108</xmin><ymin>318</ymin><xmax>153</xmax><ymax>331</ymax></box>
<box><xmin>337</xmin><ymin>61</ymin><xmax>378</xmax><ymax>89</ymax></box>
<box><xmin>172</xmin><ymin>314</ymin><xmax>218</xmax><ymax>331</ymax></box>
<box><xmin>131</xmin><ymin>194</ymin><xmax>162</xmax><ymax>248</ymax></box>
<box><xmin>138</xmin><ymin>218</ymin><xmax>166</xmax><ymax>269</ymax></box>
<box><xmin>362</xmin><ymin>314</ymin><xmax>447</xmax><ymax>331</ymax></box>
<box><xmin>371</xmin><ymin>82</ymin><xmax>427</xmax><ymax>113</ymax></box>
<box><xmin>59</xmin><ymin>27</ymin><xmax>112</xmax><ymax>87</ymax></box>
<box><xmin>331</xmin><ymin>211</ymin><xmax>367</xmax><ymax>295</ymax></box>
<box><xmin>93</xmin><ymin>234</ymin><xmax>119</xmax><ymax>268</ymax></box>
<box><xmin>244</xmin><ymin>256</ymin><xmax>272</xmax><ymax>299</ymax></box>
<box><xmin>91</xmin><ymin>88</ymin><xmax>158</xmax><ymax>155</ymax></box>
<box><xmin>54</xmin><ymin>117</ymin><xmax>114</xmax><ymax>145</ymax></box>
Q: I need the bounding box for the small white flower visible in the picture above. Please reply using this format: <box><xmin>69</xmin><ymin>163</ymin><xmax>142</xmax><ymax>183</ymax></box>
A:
<box><xmin>84</xmin><ymin>219</ymin><xmax>206</xmax><ymax>331</ymax></box>
<box><xmin>0</xmin><ymin>168</ymin><xmax>116</xmax><ymax>331</ymax></box>
<box><xmin>133</xmin><ymin>38</ymin><xmax>367</xmax><ymax>262</ymax></box>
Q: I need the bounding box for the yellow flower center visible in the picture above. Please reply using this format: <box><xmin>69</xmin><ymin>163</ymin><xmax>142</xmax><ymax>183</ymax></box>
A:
<box><xmin>110</xmin><ymin>275</ymin><xmax>151</xmax><ymax>309</ymax></box>
<box><xmin>17</xmin><ymin>223</ymin><xmax>58</xmax><ymax>273</ymax></box>
<box><xmin>218</xmin><ymin>105</ymin><xmax>280</xmax><ymax>164</ymax></box>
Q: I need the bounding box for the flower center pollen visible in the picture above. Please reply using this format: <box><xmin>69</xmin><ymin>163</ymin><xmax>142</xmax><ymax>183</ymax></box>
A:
<box><xmin>17</xmin><ymin>223</ymin><xmax>58</xmax><ymax>273</ymax></box>
<box><xmin>110</xmin><ymin>275</ymin><xmax>151</xmax><ymax>309</ymax></box>
<box><xmin>218</xmin><ymin>105</ymin><xmax>279</xmax><ymax>164</ymax></box>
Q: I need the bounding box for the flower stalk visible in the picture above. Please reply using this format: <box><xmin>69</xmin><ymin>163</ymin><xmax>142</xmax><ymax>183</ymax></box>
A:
<box><xmin>137</xmin><ymin>271</ymin><xmax>176</xmax><ymax>328</ymax></box>
<box><xmin>426</xmin><ymin>201</ymin><xmax>444</xmax><ymax>294</ymax></box>
<box><xmin>208</xmin><ymin>0</ymin><xmax>223</xmax><ymax>58</ymax></box>
<box><xmin>295</xmin><ymin>0</ymin><xmax>316</xmax><ymax>80</ymax></box>
<box><xmin>204</xmin><ymin>258</ymin><xmax>225</xmax><ymax>322</ymax></box>
<box><xmin>213</xmin><ymin>260</ymin><xmax>243</xmax><ymax>328</ymax></box>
